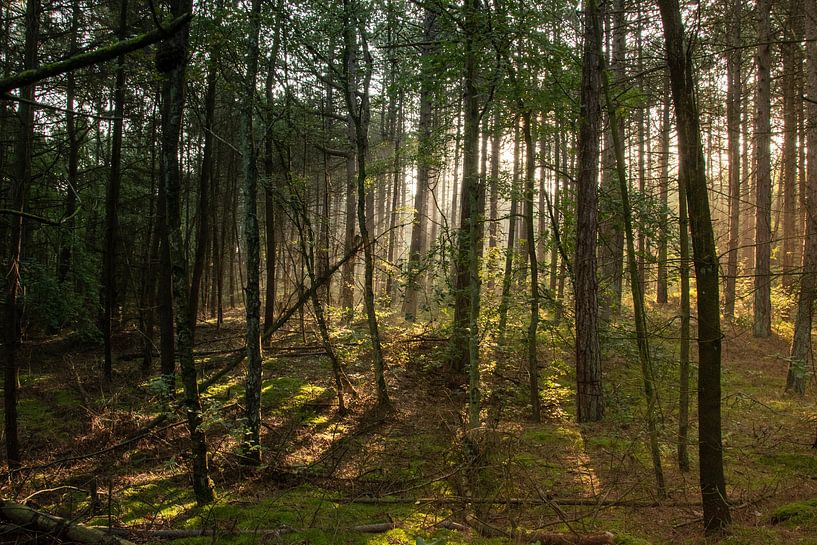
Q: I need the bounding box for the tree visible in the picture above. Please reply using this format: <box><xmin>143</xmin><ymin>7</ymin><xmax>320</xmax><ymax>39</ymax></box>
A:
<box><xmin>342</xmin><ymin>0</ymin><xmax>389</xmax><ymax>406</ymax></box>
<box><xmin>404</xmin><ymin>8</ymin><xmax>437</xmax><ymax>322</ymax></box>
<box><xmin>522</xmin><ymin>111</ymin><xmax>540</xmax><ymax>422</ymax></box>
<box><xmin>240</xmin><ymin>0</ymin><xmax>264</xmax><ymax>465</ymax></box>
<box><xmin>787</xmin><ymin>0</ymin><xmax>817</xmax><ymax>396</ymax></box>
<box><xmin>753</xmin><ymin>0</ymin><xmax>772</xmax><ymax>338</ymax></box>
<box><xmin>657</xmin><ymin>0</ymin><xmax>731</xmax><ymax>532</ymax></box>
<box><xmin>575</xmin><ymin>0</ymin><xmax>604</xmax><ymax>423</ymax></box>
<box><xmin>157</xmin><ymin>0</ymin><xmax>215</xmax><ymax>504</ymax></box>
<box><xmin>101</xmin><ymin>0</ymin><xmax>128</xmax><ymax>384</ymax></box>
<box><xmin>723</xmin><ymin>0</ymin><xmax>742</xmax><ymax>319</ymax></box>
<box><xmin>3</xmin><ymin>0</ymin><xmax>39</xmax><ymax>471</ymax></box>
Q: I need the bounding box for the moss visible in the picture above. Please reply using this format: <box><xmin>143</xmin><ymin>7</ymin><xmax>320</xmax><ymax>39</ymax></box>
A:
<box><xmin>613</xmin><ymin>534</ymin><xmax>653</xmax><ymax>545</ymax></box>
<box><xmin>770</xmin><ymin>498</ymin><xmax>817</xmax><ymax>525</ymax></box>
<box><xmin>759</xmin><ymin>453</ymin><xmax>817</xmax><ymax>477</ymax></box>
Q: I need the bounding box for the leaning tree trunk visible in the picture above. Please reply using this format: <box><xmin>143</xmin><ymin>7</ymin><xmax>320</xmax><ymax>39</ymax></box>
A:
<box><xmin>157</xmin><ymin>0</ymin><xmax>215</xmax><ymax>504</ymax></box>
<box><xmin>603</xmin><ymin>71</ymin><xmax>666</xmax><ymax>497</ymax></box>
<box><xmin>575</xmin><ymin>0</ymin><xmax>604</xmax><ymax>423</ymax></box>
<box><xmin>657</xmin><ymin>0</ymin><xmax>731</xmax><ymax>532</ymax></box>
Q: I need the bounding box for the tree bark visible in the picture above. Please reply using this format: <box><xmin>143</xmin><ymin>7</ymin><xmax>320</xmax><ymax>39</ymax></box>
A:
<box><xmin>787</xmin><ymin>0</ymin><xmax>817</xmax><ymax>396</ymax></box>
<box><xmin>753</xmin><ymin>0</ymin><xmax>772</xmax><ymax>337</ymax></box>
<box><xmin>723</xmin><ymin>0</ymin><xmax>742</xmax><ymax>318</ymax></box>
<box><xmin>575</xmin><ymin>0</ymin><xmax>604</xmax><ymax>423</ymax></box>
<box><xmin>657</xmin><ymin>0</ymin><xmax>731</xmax><ymax>532</ymax></box>
<box><xmin>404</xmin><ymin>9</ymin><xmax>436</xmax><ymax>321</ymax></box>
<box><xmin>239</xmin><ymin>0</ymin><xmax>264</xmax><ymax>465</ymax></box>
<box><xmin>101</xmin><ymin>0</ymin><xmax>128</xmax><ymax>383</ymax></box>
<box><xmin>157</xmin><ymin>0</ymin><xmax>215</xmax><ymax>504</ymax></box>
<box><xmin>3</xmin><ymin>0</ymin><xmax>39</xmax><ymax>471</ymax></box>
<box><xmin>523</xmin><ymin>112</ymin><xmax>540</xmax><ymax>422</ymax></box>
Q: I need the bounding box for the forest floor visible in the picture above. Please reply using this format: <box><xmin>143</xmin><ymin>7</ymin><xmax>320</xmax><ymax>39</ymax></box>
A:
<box><xmin>2</xmin><ymin>300</ymin><xmax>817</xmax><ymax>545</ymax></box>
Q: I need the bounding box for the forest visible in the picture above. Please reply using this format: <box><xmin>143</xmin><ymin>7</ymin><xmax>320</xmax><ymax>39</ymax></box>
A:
<box><xmin>1</xmin><ymin>0</ymin><xmax>817</xmax><ymax>543</ymax></box>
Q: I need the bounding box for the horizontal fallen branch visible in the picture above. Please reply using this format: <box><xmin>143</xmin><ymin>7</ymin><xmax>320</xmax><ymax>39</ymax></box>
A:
<box><xmin>336</xmin><ymin>496</ymin><xmax>697</xmax><ymax>508</ymax></box>
<box><xmin>0</xmin><ymin>500</ymin><xmax>136</xmax><ymax>545</ymax></box>
<box><xmin>94</xmin><ymin>520</ymin><xmax>613</xmax><ymax>544</ymax></box>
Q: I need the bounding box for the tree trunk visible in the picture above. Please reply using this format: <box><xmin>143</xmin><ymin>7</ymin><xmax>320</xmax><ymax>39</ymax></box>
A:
<box><xmin>343</xmin><ymin>0</ymin><xmax>389</xmax><ymax>406</ymax></box>
<box><xmin>656</xmin><ymin>79</ymin><xmax>670</xmax><ymax>305</ymax></box>
<box><xmin>190</xmin><ymin>49</ymin><xmax>217</xmax><ymax>328</ymax></box>
<box><xmin>787</xmin><ymin>0</ymin><xmax>817</xmax><ymax>396</ymax></box>
<box><xmin>522</xmin><ymin>112</ymin><xmax>540</xmax><ymax>422</ymax></box>
<box><xmin>497</xmin><ymin>121</ymin><xmax>520</xmax><ymax>346</ymax></box>
<box><xmin>657</xmin><ymin>0</ymin><xmax>731</xmax><ymax>532</ymax></box>
<box><xmin>781</xmin><ymin>0</ymin><xmax>802</xmax><ymax>291</ymax></box>
<box><xmin>753</xmin><ymin>0</ymin><xmax>772</xmax><ymax>337</ymax></box>
<box><xmin>723</xmin><ymin>0</ymin><xmax>742</xmax><ymax>318</ymax></box>
<box><xmin>598</xmin><ymin>0</ymin><xmax>625</xmax><ymax>317</ymax></box>
<box><xmin>3</xmin><ymin>0</ymin><xmax>39</xmax><ymax>471</ymax></box>
<box><xmin>101</xmin><ymin>0</ymin><xmax>128</xmax><ymax>383</ymax></box>
<box><xmin>575</xmin><ymin>0</ymin><xmax>604</xmax><ymax>423</ymax></box>
<box><xmin>404</xmin><ymin>9</ymin><xmax>436</xmax><ymax>321</ymax></box>
<box><xmin>240</xmin><ymin>0</ymin><xmax>264</xmax><ymax>465</ymax></box>
<box><xmin>157</xmin><ymin>0</ymin><xmax>215</xmax><ymax>504</ymax></box>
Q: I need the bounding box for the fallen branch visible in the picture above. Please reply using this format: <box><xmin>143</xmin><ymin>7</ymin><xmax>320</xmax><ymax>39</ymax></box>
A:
<box><xmin>335</xmin><ymin>496</ymin><xmax>696</xmax><ymax>508</ymax></box>
<box><xmin>92</xmin><ymin>520</ymin><xmax>612</xmax><ymax>544</ymax></box>
<box><xmin>0</xmin><ymin>500</ymin><xmax>136</xmax><ymax>545</ymax></box>
<box><xmin>92</xmin><ymin>520</ymin><xmax>469</xmax><ymax>540</ymax></box>
<box><xmin>0</xmin><ymin>14</ymin><xmax>192</xmax><ymax>96</ymax></box>
<box><xmin>5</xmin><ymin>242</ymin><xmax>362</xmax><ymax>478</ymax></box>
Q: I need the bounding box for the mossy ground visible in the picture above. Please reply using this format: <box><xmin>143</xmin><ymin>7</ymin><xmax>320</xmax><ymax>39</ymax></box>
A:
<box><xmin>2</xmin><ymin>301</ymin><xmax>816</xmax><ymax>545</ymax></box>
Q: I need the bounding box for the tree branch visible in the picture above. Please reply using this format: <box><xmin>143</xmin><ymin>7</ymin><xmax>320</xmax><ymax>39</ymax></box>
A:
<box><xmin>0</xmin><ymin>13</ymin><xmax>193</xmax><ymax>96</ymax></box>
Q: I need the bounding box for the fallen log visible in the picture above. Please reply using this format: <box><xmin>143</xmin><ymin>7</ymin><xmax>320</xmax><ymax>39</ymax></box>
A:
<box><xmin>0</xmin><ymin>500</ymin><xmax>136</xmax><ymax>545</ymax></box>
<box><xmin>92</xmin><ymin>520</ymin><xmax>611</xmax><ymax>544</ymax></box>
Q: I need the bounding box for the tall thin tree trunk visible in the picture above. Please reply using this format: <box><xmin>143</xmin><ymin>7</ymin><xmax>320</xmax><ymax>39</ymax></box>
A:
<box><xmin>575</xmin><ymin>0</ymin><xmax>604</xmax><ymax>423</ymax></box>
<box><xmin>657</xmin><ymin>0</ymin><xmax>731</xmax><ymax>531</ymax></box>
<box><xmin>343</xmin><ymin>0</ymin><xmax>389</xmax><ymax>405</ymax></box>
<box><xmin>598</xmin><ymin>0</ymin><xmax>625</xmax><ymax>317</ymax></box>
<box><xmin>240</xmin><ymin>0</ymin><xmax>264</xmax><ymax>465</ymax></box>
<box><xmin>523</xmin><ymin>112</ymin><xmax>540</xmax><ymax>422</ymax></box>
<box><xmin>781</xmin><ymin>0</ymin><xmax>802</xmax><ymax>291</ymax></box>
<box><xmin>404</xmin><ymin>9</ymin><xmax>436</xmax><ymax>321</ymax></box>
<box><xmin>190</xmin><ymin>50</ymin><xmax>217</xmax><ymax>327</ymax></box>
<box><xmin>754</xmin><ymin>0</ymin><xmax>772</xmax><ymax>337</ymax></box>
<box><xmin>723</xmin><ymin>0</ymin><xmax>742</xmax><ymax>318</ymax></box>
<box><xmin>656</xmin><ymin>79</ymin><xmax>670</xmax><ymax>305</ymax></box>
<box><xmin>157</xmin><ymin>0</ymin><xmax>214</xmax><ymax>504</ymax></box>
<box><xmin>603</xmin><ymin>69</ymin><xmax>666</xmax><ymax>496</ymax></box>
<box><xmin>101</xmin><ymin>0</ymin><xmax>128</xmax><ymax>383</ymax></box>
<box><xmin>497</xmin><ymin>120</ymin><xmax>520</xmax><ymax>346</ymax></box>
<box><xmin>787</xmin><ymin>0</ymin><xmax>817</xmax><ymax>396</ymax></box>
<box><xmin>4</xmin><ymin>0</ymin><xmax>39</xmax><ymax>471</ymax></box>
